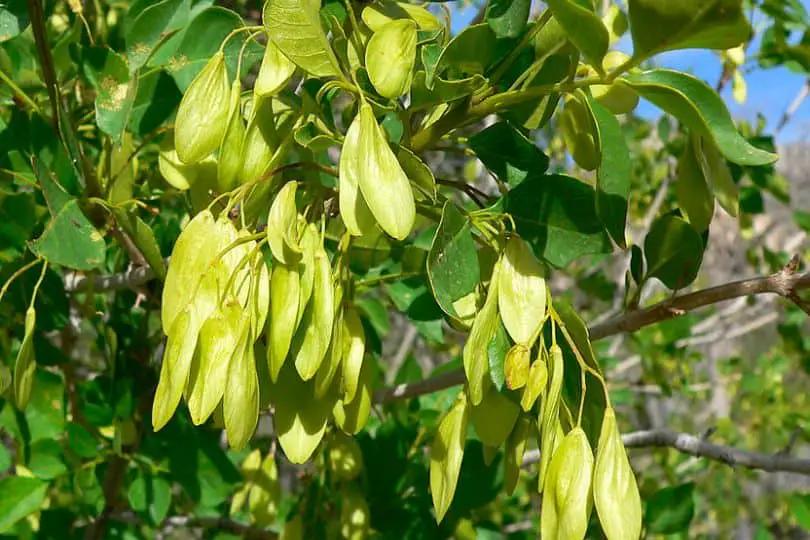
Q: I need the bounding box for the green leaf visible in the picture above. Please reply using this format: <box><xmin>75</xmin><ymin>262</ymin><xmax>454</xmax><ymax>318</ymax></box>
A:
<box><xmin>30</xmin><ymin>200</ymin><xmax>106</xmax><ymax>271</ymax></box>
<box><xmin>82</xmin><ymin>47</ymin><xmax>137</xmax><ymax>141</ymax></box>
<box><xmin>0</xmin><ymin>476</ymin><xmax>48</xmax><ymax>533</ymax></box>
<box><xmin>427</xmin><ymin>201</ymin><xmax>481</xmax><ymax>324</ymax></box>
<box><xmin>28</xmin><ymin>439</ymin><xmax>68</xmax><ymax>480</ymax></box>
<box><xmin>66</xmin><ymin>423</ymin><xmax>101</xmax><ymax>459</ymax></box>
<box><xmin>126</xmin><ymin>0</ymin><xmax>190</xmax><ymax>71</ymax></box>
<box><xmin>499</xmin><ymin>173</ymin><xmax>612</xmax><ymax>268</ymax></box>
<box><xmin>468</xmin><ymin>121</ymin><xmax>549</xmax><ymax>185</ymax></box>
<box><xmin>128</xmin><ymin>71</ymin><xmax>182</xmax><ymax>137</ymax></box>
<box><xmin>161</xmin><ymin>7</ymin><xmax>262</xmax><ymax>92</ymax></box>
<box><xmin>644</xmin><ymin>483</ymin><xmax>696</xmax><ymax>534</ymax></box>
<box><xmin>263</xmin><ymin>0</ymin><xmax>342</xmax><ymax>78</ymax></box>
<box><xmin>128</xmin><ymin>473</ymin><xmax>172</xmax><ymax>525</ymax></box>
<box><xmin>0</xmin><ymin>191</ymin><xmax>36</xmax><ymax>261</ymax></box>
<box><xmin>0</xmin><ymin>0</ymin><xmax>28</xmax><ymax>43</ymax></box>
<box><xmin>486</xmin><ymin>0</ymin><xmax>531</xmax><ymax>39</ymax></box>
<box><xmin>644</xmin><ymin>214</ymin><xmax>704</xmax><ymax>289</ymax></box>
<box><xmin>628</xmin><ymin>0</ymin><xmax>750</xmax><ymax>58</ymax></box>
<box><xmin>432</xmin><ymin>23</ymin><xmax>498</xmax><ymax>86</ymax></box>
<box><xmin>0</xmin><ymin>443</ymin><xmax>10</xmax><ymax>473</ymax></box>
<box><xmin>623</xmin><ymin>70</ymin><xmax>778</xmax><ymax>166</ymax></box>
<box><xmin>111</xmin><ymin>207</ymin><xmax>166</xmax><ymax>279</ymax></box>
<box><xmin>789</xmin><ymin>494</ymin><xmax>810</xmax><ymax>530</ymax></box>
<box><xmin>546</xmin><ymin>0</ymin><xmax>609</xmax><ymax>68</ymax></box>
<box><xmin>586</xmin><ymin>96</ymin><xmax>631</xmax><ymax>248</ymax></box>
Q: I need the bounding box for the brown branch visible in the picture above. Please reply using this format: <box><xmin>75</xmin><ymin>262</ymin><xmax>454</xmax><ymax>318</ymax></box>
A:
<box><xmin>374</xmin><ymin>259</ymin><xmax>810</xmax><ymax>404</ymax></box>
<box><xmin>521</xmin><ymin>429</ymin><xmax>810</xmax><ymax>476</ymax></box>
<box><xmin>589</xmin><ymin>263</ymin><xmax>810</xmax><ymax>340</ymax></box>
<box><xmin>110</xmin><ymin>512</ymin><xmax>277</xmax><ymax>539</ymax></box>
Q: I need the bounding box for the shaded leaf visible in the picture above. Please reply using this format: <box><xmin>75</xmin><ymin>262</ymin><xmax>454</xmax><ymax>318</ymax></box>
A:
<box><xmin>468</xmin><ymin>121</ymin><xmax>549</xmax><ymax>185</ymax></box>
<box><xmin>644</xmin><ymin>483</ymin><xmax>696</xmax><ymax>534</ymax></box>
<box><xmin>499</xmin><ymin>173</ymin><xmax>612</xmax><ymax>268</ymax></box>
<box><xmin>30</xmin><ymin>200</ymin><xmax>105</xmax><ymax>271</ymax></box>
<box><xmin>486</xmin><ymin>0</ymin><xmax>531</xmax><ymax>38</ymax></box>
<box><xmin>644</xmin><ymin>214</ymin><xmax>705</xmax><ymax>289</ymax></box>
<box><xmin>427</xmin><ymin>201</ymin><xmax>480</xmax><ymax>325</ymax></box>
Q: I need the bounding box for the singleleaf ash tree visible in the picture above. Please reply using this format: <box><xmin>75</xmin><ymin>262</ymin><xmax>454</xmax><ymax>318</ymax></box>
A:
<box><xmin>0</xmin><ymin>0</ymin><xmax>809</xmax><ymax>538</ymax></box>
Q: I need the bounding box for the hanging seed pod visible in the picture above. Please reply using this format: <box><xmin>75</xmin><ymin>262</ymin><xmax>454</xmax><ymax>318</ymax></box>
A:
<box><xmin>240</xmin><ymin>95</ymin><xmax>278</xmax><ymax>185</ymax></box>
<box><xmin>186</xmin><ymin>300</ymin><xmax>241</xmax><ymax>425</ymax></box>
<box><xmin>175</xmin><ymin>51</ymin><xmax>231</xmax><ymax>164</ymax></box>
<box><xmin>158</xmin><ymin>137</ymin><xmax>216</xmax><ymax>190</ymax></box>
<box><xmin>153</xmin><ymin>268</ymin><xmax>219</xmax><ymax>431</ymax></box>
<box><xmin>504</xmin><ymin>344</ymin><xmax>531</xmax><ymax>390</ymax></box>
<box><xmin>504</xmin><ymin>415</ymin><xmax>532</xmax><ymax>495</ymax></box>
<box><xmin>268</xmin><ymin>262</ymin><xmax>301</xmax><ymax>381</ymax></box>
<box><xmin>161</xmin><ymin>209</ymin><xmax>217</xmax><ymax>332</ymax></box>
<box><xmin>248</xmin><ymin>452</ymin><xmax>281</xmax><ymax>526</ymax></box>
<box><xmin>296</xmin><ymin>224</ymin><xmax>319</xmax><ymax>327</ymax></box>
<box><xmin>463</xmin><ymin>261</ymin><xmax>501</xmax><ymax>406</ymax></box>
<box><xmin>217</xmin><ymin>80</ymin><xmax>246</xmax><ymax>193</ymax></box>
<box><xmin>292</xmin><ymin>245</ymin><xmax>335</xmax><ymax>381</ymax></box>
<box><xmin>327</xmin><ymin>432</ymin><xmax>364</xmax><ymax>481</ymax></box>
<box><xmin>340</xmin><ymin>306</ymin><xmax>366</xmax><ymax>403</ymax></box>
<box><xmin>13</xmin><ymin>307</ymin><xmax>36</xmax><ymax>410</ymax></box>
<box><xmin>230</xmin><ymin>449</ymin><xmax>262</xmax><ymax>516</ymax></box>
<box><xmin>356</xmin><ymin>102</ymin><xmax>416</xmax><ymax>240</ymax></box>
<box><xmin>333</xmin><ymin>357</ymin><xmax>373</xmax><ymax>435</ymax></box>
<box><xmin>366</xmin><ymin>19</ymin><xmax>417</xmax><ymax>99</ymax></box>
<box><xmin>273</xmin><ymin>361</ymin><xmax>333</xmax><ymax>464</ymax></box>
<box><xmin>255</xmin><ymin>39</ymin><xmax>297</xmax><ymax>97</ymax></box>
<box><xmin>248</xmin><ymin>253</ymin><xmax>271</xmax><ymax>337</ymax></box>
<box><xmin>538</xmin><ymin>344</ymin><xmax>565</xmax><ymax>493</ymax></box>
<box><xmin>340</xmin><ymin>484</ymin><xmax>371</xmax><ymax>540</ymax></box>
<box><xmin>314</xmin><ymin>298</ymin><xmax>344</xmax><ymax>399</ymax></box>
<box><xmin>266</xmin><ymin>181</ymin><xmax>302</xmax><ymax>264</ymax></box>
<box><xmin>521</xmin><ymin>353</ymin><xmax>549</xmax><ymax>412</ymax></box>
<box><xmin>469</xmin><ymin>386</ymin><xmax>520</xmax><ymax>447</ymax></box>
<box><xmin>498</xmin><ymin>235</ymin><xmax>547</xmax><ymax>347</ymax></box>
<box><xmin>339</xmin><ymin>107</ymin><xmax>377</xmax><ymax>236</ymax></box>
<box><xmin>560</xmin><ymin>95</ymin><xmax>599</xmax><ymax>171</ymax></box>
<box><xmin>593</xmin><ymin>408</ymin><xmax>642</xmax><ymax>540</ymax></box>
<box><xmin>430</xmin><ymin>393</ymin><xmax>468</xmax><ymax>523</ymax></box>
<box><xmin>224</xmin><ymin>317</ymin><xmax>260</xmax><ymax>450</ymax></box>
<box><xmin>482</xmin><ymin>444</ymin><xmax>499</xmax><ymax>467</ymax></box>
<box><xmin>541</xmin><ymin>427</ymin><xmax>595</xmax><ymax>540</ymax></box>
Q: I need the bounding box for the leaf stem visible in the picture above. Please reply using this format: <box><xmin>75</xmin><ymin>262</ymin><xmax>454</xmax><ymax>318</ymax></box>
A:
<box><xmin>0</xmin><ymin>258</ymin><xmax>45</xmax><ymax>308</ymax></box>
<box><xmin>0</xmin><ymin>68</ymin><xmax>41</xmax><ymax>114</ymax></box>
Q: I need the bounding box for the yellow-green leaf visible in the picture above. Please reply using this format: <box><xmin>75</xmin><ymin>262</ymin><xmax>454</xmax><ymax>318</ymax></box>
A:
<box><xmin>362</xmin><ymin>1</ymin><xmax>443</xmax><ymax>32</ymax></box>
<box><xmin>248</xmin><ymin>452</ymin><xmax>281</xmax><ymax>526</ymax></box>
<box><xmin>263</xmin><ymin>0</ymin><xmax>342</xmax><ymax>78</ymax></box>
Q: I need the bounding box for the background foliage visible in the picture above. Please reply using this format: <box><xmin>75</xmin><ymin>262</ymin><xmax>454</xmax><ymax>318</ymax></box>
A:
<box><xmin>1</xmin><ymin>0</ymin><xmax>809</xmax><ymax>539</ymax></box>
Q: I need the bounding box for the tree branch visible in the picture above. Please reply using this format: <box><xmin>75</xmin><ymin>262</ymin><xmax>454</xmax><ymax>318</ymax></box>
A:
<box><xmin>374</xmin><ymin>259</ymin><xmax>810</xmax><ymax>404</ymax></box>
<box><xmin>522</xmin><ymin>429</ymin><xmax>810</xmax><ymax>476</ymax></box>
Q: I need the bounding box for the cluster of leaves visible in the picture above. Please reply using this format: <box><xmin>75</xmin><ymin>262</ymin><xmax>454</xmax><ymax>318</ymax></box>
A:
<box><xmin>0</xmin><ymin>0</ymin><xmax>808</xmax><ymax>538</ymax></box>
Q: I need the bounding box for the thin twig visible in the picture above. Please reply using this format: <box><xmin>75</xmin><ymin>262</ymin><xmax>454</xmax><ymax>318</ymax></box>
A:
<box><xmin>775</xmin><ymin>80</ymin><xmax>810</xmax><ymax>136</ymax></box>
<box><xmin>522</xmin><ymin>429</ymin><xmax>810</xmax><ymax>476</ymax></box>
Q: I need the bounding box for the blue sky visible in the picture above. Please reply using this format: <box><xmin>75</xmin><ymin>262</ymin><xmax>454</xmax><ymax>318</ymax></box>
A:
<box><xmin>448</xmin><ymin>2</ymin><xmax>810</xmax><ymax>143</ymax></box>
